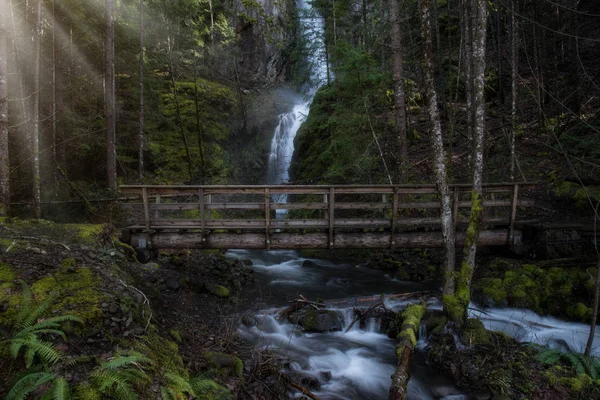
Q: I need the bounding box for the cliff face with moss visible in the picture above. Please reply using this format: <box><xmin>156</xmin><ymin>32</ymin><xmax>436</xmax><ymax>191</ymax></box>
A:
<box><xmin>230</xmin><ymin>0</ymin><xmax>296</xmax><ymax>85</ymax></box>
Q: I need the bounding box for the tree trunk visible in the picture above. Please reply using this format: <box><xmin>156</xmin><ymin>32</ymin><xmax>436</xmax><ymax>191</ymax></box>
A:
<box><xmin>389</xmin><ymin>0</ymin><xmax>408</xmax><ymax>182</ymax></box>
<box><xmin>462</xmin><ymin>0</ymin><xmax>474</xmax><ymax>168</ymax></box>
<box><xmin>167</xmin><ymin>36</ymin><xmax>194</xmax><ymax>181</ymax></box>
<box><xmin>388</xmin><ymin>304</ymin><xmax>425</xmax><ymax>400</ymax></box>
<box><xmin>138</xmin><ymin>0</ymin><xmax>144</xmax><ymax>184</ymax></box>
<box><xmin>453</xmin><ymin>0</ymin><xmax>487</xmax><ymax>327</ymax></box>
<box><xmin>192</xmin><ymin>40</ymin><xmax>205</xmax><ymax>184</ymax></box>
<box><xmin>585</xmin><ymin>255</ymin><xmax>600</xmax><ymax>357</ymax></box>
<box><xmin>105</xmin><ymin>0</ymin><xmax>117</xmax><ymax>190</ymax></box>
<box><xmin>51</xmin><ymin>0</ymin><xmax>58</xmax><ymax>194</ymax></box>
<box><xmin>0</xmin><ymin>0</ymin><xmax>9</xmax><ymax>216</ymax></box>
<box><xmin>32</xmin><ymin>0</ymin><xmax>42</xmax><ymax>218</ymax></box>
<box><xmin>510</xmin><ymin>0</ymin><xmax>517</xmax><ymax>181</ymax></box>
<box><xmin>420</xmin><ymin>0</ymin><xmax>456</xmax><ymax>301</ymax></box>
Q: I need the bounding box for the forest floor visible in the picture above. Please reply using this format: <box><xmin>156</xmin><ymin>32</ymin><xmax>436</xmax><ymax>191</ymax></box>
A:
<box><xmin>0</xmin><ymin>219</ymin><xmax>297</xmax><ymax>399</ymax></box>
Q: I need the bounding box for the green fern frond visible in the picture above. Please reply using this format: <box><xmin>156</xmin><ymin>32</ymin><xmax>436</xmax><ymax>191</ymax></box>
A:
<box><xmin>19</xmin><ymin>292</ymin><xmax>58</xmax><ymax>330</ymax></box>
<box><xmin>160</xmin><ymin>386</ymin><xmax>177</xmax><ymax>400</ymax></box>
<box><xmin>163</xmin><ymin>371</ymin><xmax>195</xmax><ymax>397</ymax></box>
<box><xmin>52</xmin><ymin>377</ymin><xmax>70</xmax><ymax>400</ymax></box>
<box><xmin>102</xmin><ymin>353</ymin><xmax>151</xmax><ymax>370</ymax></box>
<box><xmin>561</xmin><ymin>352</ymin><xmax>587</xmax><ymax>376</ymax></box>
<box><xmin>10</xmin><ymin>335</ymin><xmax>62</xmax><ymax>365</ymax></box>
<box><xmin>537</xmin><ymin>349</ymin><xmax>562</xmax><ymax>365</ymax></box>
<box><xmin>91</xmin><ymin>369</ymin><xmax>137</xmax><ymax>400</ymax></box>
<box><xmin>15</xmin><ymin>280</ymin><xmax>33</xmax><ymax>327</ymax></box>
<box><xmin>6</xmin><ymin>371</ymin><xmax>56</xmax><ymax>400</ymax></box>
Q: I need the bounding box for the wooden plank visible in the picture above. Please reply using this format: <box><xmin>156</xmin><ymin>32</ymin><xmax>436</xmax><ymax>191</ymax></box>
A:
<box><xmin>271</xmin><ymin>203</ymin><xmax>328</xmax><ymax>210</ymax></box>
<box><xmin>142</xmin><ymin>187</ymin><xmax>151</xmax><ymax>231</ymax></box>
<box><xmin>265</xmin><ymin>188</ymin><xmax>270</xmax><ymax>249</ymax></box>
<box><xmin>140</xmin><ymin>229</ymin><xmax>512</xmax><ymax>250</ymax></box>
<box><xmin>155</xmin><ymin>195</ymin><xmax>161</xmax><ymax>220</ymax></box>
<box><xmin>334</xmin><ymin>202</ymin><xmax>392</xmax><ymax>210</ymax></box>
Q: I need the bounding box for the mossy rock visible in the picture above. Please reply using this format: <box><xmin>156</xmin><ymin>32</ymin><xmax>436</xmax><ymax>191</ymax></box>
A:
<box><xmin>31</xmin><ymin>267</ymin><xmax>105</xmax><ymax>324</ymax></box>
<box><xmin>296</xmin><ymin>309</ymin><xmax>344</xmax><ymax>333</ymax></box>
<box><xmin>203</xmin><ymin>352</ymin><xmax>243</xmax><ymax>378</ymax></box>
<box><xmin>425</xmin><ymin>312</ymin><xmax>447</xmax><ymax>336</ymax></box>
<box><xmin>205</xmin><ymin>283</ymin><xmax>230</xmax><ymax>298</ymax></box>
<box><xmin>460</xmin><ymin>318</ymin><xmax>491</xmax><ymax>346</ymax></box>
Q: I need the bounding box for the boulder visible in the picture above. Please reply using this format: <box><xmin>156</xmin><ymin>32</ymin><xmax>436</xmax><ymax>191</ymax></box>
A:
<box><xmin>297</xmin><ymin>309</ymin><xmax>344</xmax><ymax>333</ymax></box>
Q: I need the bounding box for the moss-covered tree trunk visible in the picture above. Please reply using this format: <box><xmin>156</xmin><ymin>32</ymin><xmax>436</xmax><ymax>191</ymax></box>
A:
<box><xmin>450</xmin><ymin>0</ymin><xmax>487</xmax><ymax>327</ymax></box>
<box><xmin>419</xmin><ymin>0</ymin><xmax>456</xmax><ymax>309</ymax></box>
<box><xmin>388</xmin><ymin>303</ymin><xmax>425</xmax><ymax>400</ymax></box>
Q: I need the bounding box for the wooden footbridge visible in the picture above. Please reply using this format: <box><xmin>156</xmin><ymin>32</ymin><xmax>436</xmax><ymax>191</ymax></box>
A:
<box><xmin>119</xmin><ymin>183</ymin><xmax>534</xmax><ymax>251</ymax></box>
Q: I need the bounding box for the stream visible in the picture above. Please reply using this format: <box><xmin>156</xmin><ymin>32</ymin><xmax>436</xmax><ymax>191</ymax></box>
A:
<box><xmin>227</xmin><ymin>250</ymin><xmax>600</xmax><ymax>400</ymax></box>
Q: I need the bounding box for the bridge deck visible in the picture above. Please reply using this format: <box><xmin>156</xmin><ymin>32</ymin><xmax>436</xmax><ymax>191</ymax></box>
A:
<box><xmin>119</xmin><ymin>183</ymin><xmax>535</xmax><ymax>250</ymax></box>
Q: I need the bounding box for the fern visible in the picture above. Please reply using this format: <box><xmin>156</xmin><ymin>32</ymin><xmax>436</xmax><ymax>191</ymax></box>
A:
<box><xmin>51</xmin><ymin>377</ymin><xmax>70</xmax><ymax>400</ymax></box>
<box><xmin>90</xmin><ymin>352</ymin><xmax>152</xmax><ymax>400</ymax></box>
<box><xmin>537</xmin><ymin>349</ymin><xmax>562</xmax><ymax>365</ymax></box>
<box><xmin>6</xmin><ymin>371</ymin><xmax>56</xmax><ymax>400</ymax></box>
<box><xmin>161</xmin><ymin>371</ymin><xmax>196</xmax><ymax>399</ymax></box>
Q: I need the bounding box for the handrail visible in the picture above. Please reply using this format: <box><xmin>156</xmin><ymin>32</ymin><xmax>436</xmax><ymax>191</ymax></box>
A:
<box><xmin>119</xmin><ymin>183</ymin><xmax>534</xmax><ymax>249</ymax></box>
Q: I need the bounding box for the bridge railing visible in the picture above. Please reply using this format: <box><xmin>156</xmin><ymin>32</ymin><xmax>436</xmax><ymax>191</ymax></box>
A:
<box><xmin>119</xmin><ymin>183</ymin><xmax>534</xmax><ymax>247</ymax></box>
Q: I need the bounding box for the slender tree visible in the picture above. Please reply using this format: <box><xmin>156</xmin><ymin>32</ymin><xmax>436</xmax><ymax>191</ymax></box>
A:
<box><xmin>452</xmin><ymin>0</ymin><xmax>488</xmax><ymax>326</ymax></box>
<box><xmin>420</xmin><ymin>0</ymin><xmax>456</xmax><ymax>305</ymax></box>
<box><xmin>510</xmin><ymin>0</ymin><xmax>517</xmax><ymax>181</ymax></box>
<box><xmin>138</xmin><ymin>0</ymin><xmax>144</xmax><ymax>184</ymax></box>
<box><xmin>389</xmin><ymin>0</ymin><xmax>408</xmax><ymax>182</ymax></box>
<box><xmin>0</xmin><ymin>0</ymin><xmax>9</xmax><ymax>216</ymax></box>
<box><xmin>105</xmin><ymin>0</ymin><xmax>117</xmax><ymax>190</ymax></box>
<box><xmin>32</xmin><ymin>0</ymin><xmax>42</xmax><ymax>218</ymax></box>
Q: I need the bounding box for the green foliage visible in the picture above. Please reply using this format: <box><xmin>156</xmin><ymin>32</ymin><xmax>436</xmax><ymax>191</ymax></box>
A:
<box><xmin>538</xmin><ymin>350</ymin><xmax>600</xmax><ymax>380</ymax></box>
<box><xmin>190</xmin><ymin>377</ymin><xmax>233</xmax><ymax>400</ymax></box>
<box><xmin>90</xmin><ymin>352</ymin><xmax>152</xmax><ymax>400</ymax></box>
<box><xmin>474</xmin><ymin>259</ymin><xmax>596</xmax><ymax>321</ymax></box>
<box><xmin>8</xmin><ymin>281</ymin><xmax>82</xmax><ymax>368</ymax></box>
<box><xmin>6</xmin><ymin>371</ymin><xmax>57</xmax><ymax>400</ymax></box>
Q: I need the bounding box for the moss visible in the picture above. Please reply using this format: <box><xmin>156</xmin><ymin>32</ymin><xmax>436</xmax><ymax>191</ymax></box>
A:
<box><xmin>61</xmin><ymin>257</ymin><xmax>76</xmax><ymax>269</ymax></box>
<box><xmin>203</xmin><ymin>352</ymin><xmax>243</xmax><ymax>378</ymax></box>
<box><xmin>460</xmin><ymin>318</ymin><xmax>491</xmax><ymax>346</ymax></box>
<box><xmin>0</xmin><ymin>262</ymin><xmax>15</xmax><ymax>282</ymax></box>
<box><xmin>0</xmin><ymin>263</ymin><xmax>19</xmax><ymax>326</ymax></box>
<box><xmin>425</xmin><ymin>314</ymin><xmax>447</xmax><ymax>335</ymax></box>
<box><xmin>133</xmin><ymin>328</ymin><xmax>187</xmax><ymax>377</ymax></box>
<box><xmin>169</xmin><ymin>329</ymin><xmax>183</xmax><ymax>343</ymax></box>
<box><xmin>31</xmin><ymin>267</ymin><xmax>105</xmax><ymax>324</ymax></box>
<box><xmin>112</xmin><ymin>238</ymin><xmax>138</xmax><ymax>262</ymax></box>
<box><xmin>545</xmin><ymin>366</ymin><xmax>594</xmax><ymax>393</ymax></box>
<box><xmin>396</xmin><ymin>304</ymin><xmax>425</xmax><ymax>348</ymax></box>
<box><xmin>209</xmin><ymin>284</ymin><xmax>230</xmax><ymax>298</ymax></box>
<box><xmin>567</xmin><ymin>302</ymin><xmax>591</xmax><ymax>322</ymax></box>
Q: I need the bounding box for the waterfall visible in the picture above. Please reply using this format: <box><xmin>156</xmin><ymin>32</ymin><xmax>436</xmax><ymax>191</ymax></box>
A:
<box><xmin>266</xmin><ymin>0</ymin><xmax>328</xmax><ymax>198</ymax></box>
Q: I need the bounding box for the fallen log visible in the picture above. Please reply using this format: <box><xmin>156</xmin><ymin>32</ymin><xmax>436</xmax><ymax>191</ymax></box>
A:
<box><xmin>388</xmin><ymin>303</ymin><xmax>426</xmax><ymax>400</ymax></box>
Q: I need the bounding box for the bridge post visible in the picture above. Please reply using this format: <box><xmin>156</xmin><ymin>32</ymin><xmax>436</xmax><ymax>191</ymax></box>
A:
<box><xmin>508</xmin><ymin>184</ymin><xmax>519</xmax><ymax>245</ymax></box>
<box><xmin>323</xmin><ymin>194</ymin><xmax>329</xmax><ymax>220</ymax></box>
<box><xmin>154</xmin><ymin>194</ymin><xmax>161</xmax><ymax>221</ymax></box>
<box><xmin>390</xmin><ymin>187</ymin><xmax>398</xmax><ymax>249</ymax></box>
<box><xmin>198</xmin><ymin>188</ymin><xmax>206</xmax><ymax>243</ymax></box>
<box><xmin>329</xmin><ymin>187</ymin><xmax>335</xmax><ymax>248</ymax></box>
<box><xmin>452</xmin><ymin>187</ymin><xmax>459</xmax><ymax>230</ymax></box>
<box><xmin>265</xmin><ymin>188</ymin><xmax>271</xmax><ymax>249</ymax></box>
<box><xmin>142</xmin><ymin>187</ymin><xmax>150</xmax><ymax>231</ymax></box>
